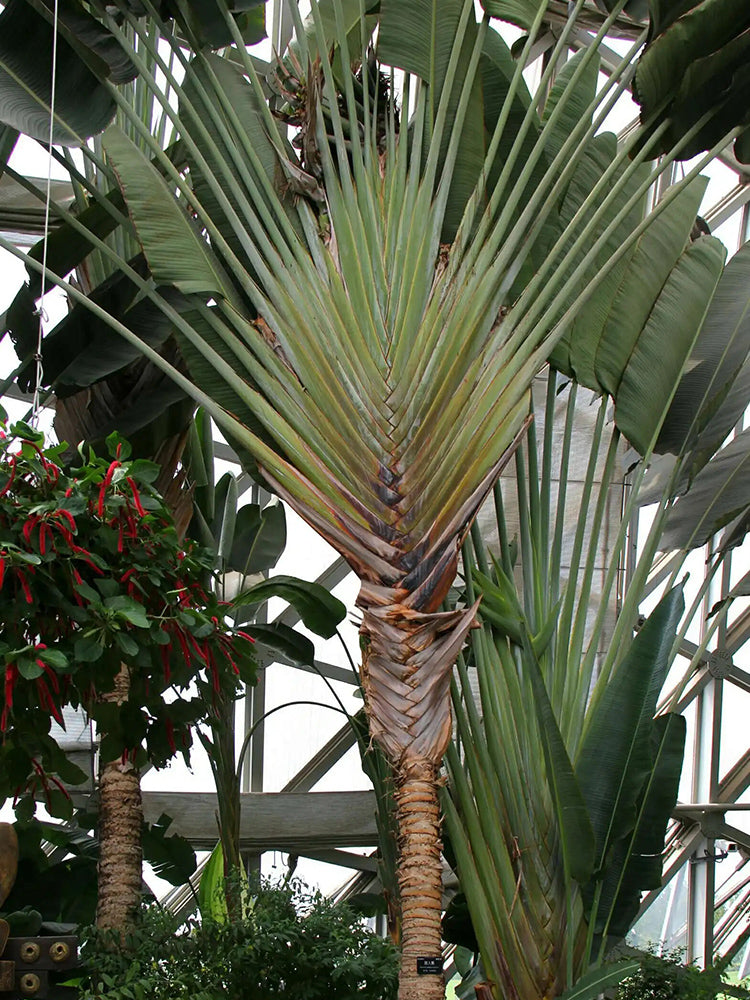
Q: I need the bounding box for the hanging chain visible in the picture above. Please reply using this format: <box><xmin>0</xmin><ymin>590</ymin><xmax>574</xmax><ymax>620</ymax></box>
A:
<box><xmin>30</xmin><ymin>0</ymin><xmax>60</xmax><ymax>428</ymax></box>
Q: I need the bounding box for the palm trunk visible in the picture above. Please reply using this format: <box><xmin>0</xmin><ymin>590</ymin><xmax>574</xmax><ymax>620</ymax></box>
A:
<box><xmin>95</xmin><ymin>667</ymin><xmax>143</xmax><ymax>935</ymax></box>
<box><xmin>360</xmin><ymin>598</ymin><xmax>479</xmax><ymax>1000</ymax></box>
<box><xmin>394</xmin><ymin>758</ymin><xmax>444</xmax><ymax>1000</ymax></box>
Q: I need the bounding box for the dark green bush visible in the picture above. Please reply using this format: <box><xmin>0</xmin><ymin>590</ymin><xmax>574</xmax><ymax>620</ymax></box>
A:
<box><xmin>79</xmin><ymin>878</ymin><xmax>398</xmax><ymax>1000</ymax></box>
<box><xmin>617</xmin><ymin>949</ymin><xmax>736</xmax><ymax>1000</ymax></box>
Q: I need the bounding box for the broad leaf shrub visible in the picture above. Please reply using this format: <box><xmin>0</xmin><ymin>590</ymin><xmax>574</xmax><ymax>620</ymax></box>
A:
<box><xmin>617</xmin><ymin>949</ymin><xmax>736</xmax><ymax>1000</ymax></box>
<box><xmin>80</xmin><ymin>878</ymin><xmax>399</xmax><ymax>1000</ymax></box>
<box><xmin>0</xmin><ymin>409</ymin><xmax>257</xmax><ymax>819</ymax></box>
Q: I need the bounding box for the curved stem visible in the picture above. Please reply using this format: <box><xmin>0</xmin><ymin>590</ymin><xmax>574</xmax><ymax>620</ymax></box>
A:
<box><xmin>235</xmin><ymin>699</ymin><xmax>347</xmax><ymax>777</ymax></box>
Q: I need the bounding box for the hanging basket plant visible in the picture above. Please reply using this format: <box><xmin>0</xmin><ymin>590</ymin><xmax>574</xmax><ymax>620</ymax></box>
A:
<box><xmin>0</xmin><ymin>407</ymin><xmax>257</xmax><ymax>821</ymax></box>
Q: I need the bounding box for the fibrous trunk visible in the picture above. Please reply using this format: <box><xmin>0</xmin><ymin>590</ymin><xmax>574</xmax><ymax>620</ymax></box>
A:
<box><xmin>360</xmin><ymin>596</ymin><xmax>479</xmax><ymax>1000</ymax></box>
<box><xmin>96</xmin><ymin>667</ymin><xmax>143</xmax><ymax>935</ymax></box>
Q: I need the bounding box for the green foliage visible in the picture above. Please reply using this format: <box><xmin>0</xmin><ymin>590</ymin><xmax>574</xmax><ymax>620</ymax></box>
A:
<box><xmin>0</xmin><ymin>411</ymin><xmax>257</xmax><ymax>817</ymax></box>
<box><xmin>633</xmin><ymin>1</ymin><xmax>750</xmax><ymax>163</ymax></box>
<box><xmin>0</xmin><ymin>815</ymin><xmax>99</xmax><ymax>931</ymax></box>
<box><xmin>0</xmin><ymin>811</ymin><xmax>196</xmax><ymax>935</ymax></box>
<box><xmin>79</xmin><ymin>879</ymin><xmax>399</xmax><ymax>1000</ymax></box>
<box><xmin>184</xmin><ymin>412</ymin><xmax>347</xmax><ymax>883</ymax></box>
<box><xmin>617</xmin><ymin>950</ymin><xmax>736</xmax><ymax>1000</ymax></box>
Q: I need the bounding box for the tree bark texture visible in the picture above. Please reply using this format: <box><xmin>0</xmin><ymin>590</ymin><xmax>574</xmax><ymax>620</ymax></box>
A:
<box><xmin>359</xmin><ymin>598</ymin><xmax>479</xmax><ymax>1000</ymax></box>
<box><xmin>96</xmin><ymin>667</ymin><xmax>143</xmax><ymax>935</ymax></box>
<box><xmin>394</xmin><ymin>759</ymin><xmax>445</xmax><ymax>1000</ymax></box>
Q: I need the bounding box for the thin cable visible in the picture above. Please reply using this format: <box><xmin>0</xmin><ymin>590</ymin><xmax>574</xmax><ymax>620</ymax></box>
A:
<box><xmin>31</xmin><ymin>0</ymin><xmax>60</xmax><ymax>428</ymax></box>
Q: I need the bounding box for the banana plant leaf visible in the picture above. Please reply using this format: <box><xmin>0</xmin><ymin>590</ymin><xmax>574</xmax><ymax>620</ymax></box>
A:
<box><xmin>241</xmin><ymin>621</ymin><xmax>315</xmax><ymax>668</ymax></box>
<box><xmin>0</xmin><ymin>0</ymin><xmax>264</xmax><ymax>146</ymax></box>
<box><xmin>378</xmin><ymin>0</ymin><xmax>550</xmax><ymax>244</ymax></box>
<box><xmin>656</xmin><ymin>240</ymin><xmax>750</xmax><ymax>464</ymax></box>
<box><xmin>590</xmin><ymin>713</ymin><xmax>686</xmax><ymax>943</ymax></box>
<box><xmin>229</xmin><ymin>502</ymin><xmax>287</xmax><ymax>576</ymax></box>
<box><xmin>550</xmin><ymin>176</ymin><xmax>729</xmax><ymax>456</ymax></box>
<box><xmin>632</xmin><ymin>0</ymin><xmax>750</xmax><ymax>161</ymax></box>
<box><xmin>0</xmin><ymin>0</ymin><xmax>135</xmax><ymax>144</ymax></box>
<box><xmin>574</xmin><ymin>585</ymin><xmax>683</xmax><ymax>888</ymax></box>
<box><xmin>659</xmin><ymin>425</ymin><xmax>750</xmax><ymax>550</ymax></box>
<box><xmin>231</xmin><ymin>576</ymin><xmax>346</xmax><ymax>639</ymax></box>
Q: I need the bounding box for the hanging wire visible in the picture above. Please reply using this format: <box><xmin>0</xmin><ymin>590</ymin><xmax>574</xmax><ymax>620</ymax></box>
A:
<box><xmin>30</xmin><ymin>0</ymin><xmax>60</xmax><ymax>428</ymax></box>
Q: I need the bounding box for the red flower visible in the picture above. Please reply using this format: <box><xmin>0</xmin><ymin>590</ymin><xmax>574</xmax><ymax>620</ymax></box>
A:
<box><xmin>22</xmin><ymin>515</ymin><xmax>39</xmax><ymax>546</ymax></box>
<box><xmin>0</xmin><ymin>455</ymin><xmax>17</xmax><ymax>497</ymax></box>
<box><xmin>2</xmin><ymin>664</ymin><xmax>18</xmax><ymax>731</ymax></box>
<box><xmin>55</xmin><ymin>509</ymin><xmax>76</xmax><ymax>532</ymax></box>
<box><xmin>97</xmin><ymin>460</ymin><xmax>120</xmax><ymax>517</ymax></box>
<box><xmin>126</xmin><ymin>477</ymin><xmax>146</xmax><ymax>517</ymax></box>
<box><xmin>16</xmin><ymin>569</ymin><xmax>33</xmax><ymax>604</ymax></box>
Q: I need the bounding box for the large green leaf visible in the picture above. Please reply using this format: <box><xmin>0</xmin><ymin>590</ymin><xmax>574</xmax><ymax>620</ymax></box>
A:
<box><xmin>614</xmin><ymin>235</ymin><xmax>725</xmax><ymax>454</ymax></box>
<box><xmin>378</xmin><ymin>0</ymin><xmax>486</xmax><ymax>241</ymax></box>
<box><xmin>657</xmin><ymin>240</ymin><xmax>750</xmax><ymax>462</ymax></box>
<box><xmin>241</xmin><ymin>622</ymin><xmax>315</xmax><ymax>668</ymax></box>
<box><xmin>0</xmin><ymin>0</ymin><xmax>132</xmax><ymax>144</ymax></box>
<box><xmin>479</xmin><ymin>0</ymin><xmax>545</xmax><ymax>31</ymax></box>
<box><xmin>11</xmin><ymin>260</ymin><xmax>186</xmax><ymax>392</ymax></box>
<box><xmin>593</xmin><ymin>0</ymin><xmax>648</xmax><ymax>18</ymax></box>
<box><xmin>179</xmin><ymin>50</ymin><xmax>300</xmax><ymax>286</ymax></box>
<box><xmin>102</xmin><ymin>125</ymin><xmax>234</xmax><ymax>299</ymax></box>
<box><xmin>633</xmin><ymin>0</ymin><xmax>750</xmax><ymax>160</ymax></box>
<box><xmin>575</xmin><ymin>586</ymin><xmax>684</xmax><ymax>872</ymax></box>
<box><xmin>552</xmin><ymin>182</ymin><xmax>727</xmax><ymax>456</ymax></box>
<box><xmin>660</xmin><ymin>425</ymin><xmax>750</xmax><ymax>550</ymax></box>
<box><xmin>539</xmin><ymin>132</ymin><xmax>644</xmax><ymax>334</ymax></box>
<box><xmin>173</xmin><ymin>0</ymin><xmax>265</xmax><ymax>48</ymax></box>
<box><xmin>141</xmin><ymin>813</ymin><xmax>197</xmax><ymax>887</ymax></box>
<box><xmin>229</xmin><ymin>501</ymin><xmax>286</xmax><ymax>575</ymax></box>
<box><xmin>212</xmin><ymin>472</ymin><xmax>239</xmax><ymax>564</ymax></box>
<box><xmin>198</xmin><ymin>842</ymin><xmax>228</xmax><ymax>921</ymax></box>
<box><xmin>378</xmin><ymin>0</ymin><xmax>461</xmax><ymax>90</ymax></box>
<box><xmin>541</xmin><ymin>50</ymin><xmax>600</xmax><ymax>166</ymax></box>
<box><xmin>297</xmin><ymin>0</ymin><xmax>380</xmax><ymax>60</ymax></box>
<box><xmin>17</xmin><ymin>183</ymin><xmax>128</xmax><ymax>298</ymax></box>
<box><xmin>552</xmin><ymin>176</ymin><xmax>706</xmax><ymax>394</ymax></box>
<box><xmin>596</xmin><ymin>713</ymin><xmax>686</xmax><ymax>940</ymax></box>
<box><xmin>231</xmin><ymin>576</ymin><xmax>347</xmax><ymax>639</ymax></box>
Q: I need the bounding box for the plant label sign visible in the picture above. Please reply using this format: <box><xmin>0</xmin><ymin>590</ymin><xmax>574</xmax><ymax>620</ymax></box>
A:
<box><xmin>416</xmin><ymin>957</ymin><xmax>443</xmax><ymax>975</ymax></box>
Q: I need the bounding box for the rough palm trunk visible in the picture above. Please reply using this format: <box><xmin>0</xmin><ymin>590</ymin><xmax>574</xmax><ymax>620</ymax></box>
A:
<box><xmin>393</xmin><ymin>760</ymin><xmax>443</xmax><ymax>1000</ymax></box>
<box><xmin>95</xmin><ymin>667</ymin><xmax>143</xmax><ymax>934</ymax></box>
<box><xmin>359</xmin><ymin>597</ymin><xmax>480</xmax><ymax>1000</ymax></box>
